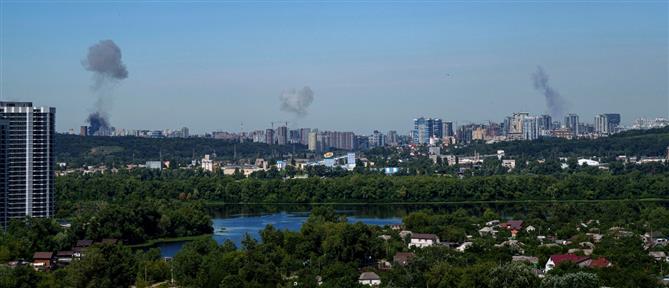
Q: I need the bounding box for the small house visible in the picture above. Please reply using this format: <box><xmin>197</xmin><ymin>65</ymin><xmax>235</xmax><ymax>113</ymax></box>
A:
<box><xmin>32</xmin><ymin>252</ymin><xmax>53</xmax><ymax>271</ymax></box>
<box><xmin>393</xmin><ymin>252</ymin><xmax>415</xmax><ymax>266</ymax></box>
<box><xmin>55</xmin><ymin>251</ymin><xmax>74</xmax><ymax>265</ymax></box>
<box><xmin>358</xmin><ymin>272</ymin><xmax>381</xmax><ymax>286</ymax></box>
<box><xmin>408</xmin><ymin>233</ymin><xmax>439</xmax><ymax>248</ymax></box>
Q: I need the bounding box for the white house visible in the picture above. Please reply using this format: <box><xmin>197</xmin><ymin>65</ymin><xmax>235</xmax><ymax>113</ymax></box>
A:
<box><xmin>358</xmin><ymin>272</ymin><xmax>381</xmax><ymax>286</ymax></box>
<box><xmin>456</xmin><ymin>242</ymin><xmax>473</xmax><ymax>252</ymax></box>
<box><xmin>408</xmin><ymin>233</ymin><xmax>439</xmax><ymax>248</ymax></box>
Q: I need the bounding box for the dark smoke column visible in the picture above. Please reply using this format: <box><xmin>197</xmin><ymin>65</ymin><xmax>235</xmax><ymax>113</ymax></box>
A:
<box><xmin>82</xmin><ymin>40</ymin><xmax>128</xmax><ymax>135</ymax></box>
<box><xmin>532</xmin><ymin>66</ymin><xmax>566</xmax><ymax>119</ymax></box>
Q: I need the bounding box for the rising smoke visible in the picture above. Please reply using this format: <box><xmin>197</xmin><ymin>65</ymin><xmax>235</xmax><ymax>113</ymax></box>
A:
<box><xmin>532</xmin><ymin>66</ymin><xmax>566</xmax><ymax>118</ymax></box>
<box><xmin>82</xmin><ymin>40</ymin><xmax>128</xmax><ymax>135</ymax></box>
<box><xmin>86</xmin><ymin>112</ymin><xmax>110</xmax><ymax>136</ymax></box>
<box><xmin>279</xmin><ymin>86</ymin><xmax>314</xmax><ymax>117</ymax></box>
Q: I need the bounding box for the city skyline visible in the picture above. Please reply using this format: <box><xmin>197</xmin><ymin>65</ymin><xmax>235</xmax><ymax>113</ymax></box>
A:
<box><xmin>1</xmin><ymin>2</ymin><xmax>667</xmax><ymax>134</ymax></box>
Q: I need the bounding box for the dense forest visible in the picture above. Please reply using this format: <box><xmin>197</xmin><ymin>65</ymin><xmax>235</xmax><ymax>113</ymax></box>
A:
<box><xmin>56</xmin><ymin>169</ymin><xmax>669</xmax><ymax>204</ymax></box>
<box><xmin>55</xmin><ymin>134</ymin><xmax>307</xmax><ymax>167</ymax></box>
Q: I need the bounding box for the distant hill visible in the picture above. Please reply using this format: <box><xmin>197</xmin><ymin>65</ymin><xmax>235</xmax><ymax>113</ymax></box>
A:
<box><xmin>451</xmin><ymin>126</ymin><xmax>669</xmax><ymax>158</ymax></box>
<box><xmin>55</xmin><ymin>134</ymin><xmax>307</xmax><ymax>167</ymax></box>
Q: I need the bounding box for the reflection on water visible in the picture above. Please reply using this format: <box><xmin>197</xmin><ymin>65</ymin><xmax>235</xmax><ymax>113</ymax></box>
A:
<box><xmin>157</xmin><ymin>207</ymin><xmax>403</xmax><ymax>257</ymax></box>
<box><xmin>156</xmin><ymin>201</ymin><xmax>669</xmax><ymax>257</ymax></box>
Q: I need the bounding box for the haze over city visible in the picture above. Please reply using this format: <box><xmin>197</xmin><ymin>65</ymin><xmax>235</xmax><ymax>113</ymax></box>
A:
<box><xmin>1</xmin><ymin>2</ymin><xmax>667</xmax><ymax>134</ymax></box>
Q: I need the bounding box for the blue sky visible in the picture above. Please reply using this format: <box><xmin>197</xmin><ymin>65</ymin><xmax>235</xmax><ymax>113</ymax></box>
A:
<box><xmin>1</xmin><ymin>1</ymin><xmax>667</xmax><ymax>134</ymax></box>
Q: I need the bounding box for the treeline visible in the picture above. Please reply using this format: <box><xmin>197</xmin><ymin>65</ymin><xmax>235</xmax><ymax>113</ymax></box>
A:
<box><xmin>55</xmin><ymin>134</ymin><xmax>307</xmax><ymax>167</ymax></box>
<box><xmin>56</xmin><ymin>170</ymin><xmax>669</xmax><ymax>204</ymax></box>
<box><xmin>1</xmin><ymin>200</ymin><xmax>212</xmax><ymax>262</ymax></box>
<box><xmin>6</xmin><ymin>204</ymin><xmax>666</xmax><ymax>287</ymax></box>
<box><xmin>451</xmin><ymin>126</ymin><xmax>669</xmax><ymax>158</ymax></box>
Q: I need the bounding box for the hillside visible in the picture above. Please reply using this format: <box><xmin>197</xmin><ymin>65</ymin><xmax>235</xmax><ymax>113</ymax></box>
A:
<box><xmin>55</xmin><ymin>134</ymin><xmax>307</xmax><ymax>167</ymax></box>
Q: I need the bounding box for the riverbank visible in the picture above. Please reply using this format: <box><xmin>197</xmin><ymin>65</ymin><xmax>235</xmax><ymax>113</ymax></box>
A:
<box><xmin>204</xmin><ymin>198</ymin><xmax>669</xmax><ymax>206</ymax></box>
<box><xmin>127</xmin><ymin>234</ymin><xmax>213</xmax><ymax>249</ymax></box>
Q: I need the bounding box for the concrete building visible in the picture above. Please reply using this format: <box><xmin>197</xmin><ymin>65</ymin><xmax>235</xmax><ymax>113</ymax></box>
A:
<box><xmin>539</xmin><ymin>114</ymin><xmax>552</xmax><ymax>135</ymax></box>
<box><xmin>0</xmin><ymin>120</ymin><xmax>8</xmax><ymax>228</ymax></box>
<box><xmin>595</xmin><ymin>113</ymin><xmax>621</xmax><ymax>135</ymax></box>
<box><xmin>368</xmin><ymin>130</ymin><xmax>385</xmax><ymax>148</ymax></box>
<box><xmin>413</xmin><ymin>117</ymin><xmax>442</xmax><ymax>144</ymax></box>
<box><xmin>443</xmin><ymin>121</ymin><xmax>454</xmax><ymax>137</ymax></box>
<box><xmin>276</xmin><ymin>126</ymin><xmax>288</xmax><ymax>145</ymax></box>
<box><xmin>0</xmin><ymin>102</ymin><xmax>56</xmax><ymax>226</ymax></box>
<box><xmin>265</xmin><ymin>128</ymin><xmax>275</xmax><ymax>145</ymax></box>
<box><xmin>564</xmin><ymin>113</ymin><xmax>579</xmax><ymax>135</ymax></box>
<box><xmin>507</xmin><ymin>112</ymin><xmax>528</xmax><ymax>139</ymax></box>
<box><xmin>145</xmin><ymin>161</ymin><xmax>162</xmax><ymax>170</ymax></box>
<box><xmin>201</xmin><ymin>154</ymin><xmax>214</xmax><ymax>172</ymax></box>
<box><xmin>522</xmin><ymin>116</ymin><xmax>540</xmax><ymax>140</ymax></box>
<box><xmin>79</xmin><ymin>126</ymin><xmax>88</xmax><ymax>136</ymax></box>
<box><xmin>308</xmin><ymin>130</ymin><xmax>318</xmax><ymax>151</ymax></box>
<box><xmin>386</xmin><ymin>130</ymin><xmax>398</xmax><ymax>146</ymax></box>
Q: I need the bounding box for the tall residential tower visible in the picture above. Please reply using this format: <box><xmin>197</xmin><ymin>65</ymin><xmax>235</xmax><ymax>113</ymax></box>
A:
<box><xmin>0</xmin><ymin>102</ymin><xmax>56</xmax><ymax>227</ymax></box>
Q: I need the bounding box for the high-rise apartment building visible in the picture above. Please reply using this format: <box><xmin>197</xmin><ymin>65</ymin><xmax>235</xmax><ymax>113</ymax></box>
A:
<box><xmin>299</xmin><ymin>128</ymin><xmax>311</xmax><ymax>145</ymax></box>
<box><xmin>368</xmin><ymin>130</ymin><xmax>385</xmax><ymax>148</ymax></box>
<box><xmin>595</xmin><ymin>113</ymin><xmax>621</xmax><ymax>135</ymax></box>
<box><xmin>308</xmin><ymin>130</ymin><xmax>318</xmax><ymax>151</ymax></box>
<box><xmin>443</xmin><ymin>122</ymin><xmax>454</xmax><ymax>137</ymax></box>
<box><xmin>522</xmin><ymin>116</ymin><xmax>540</xmax><ymax>140</ymax></box>
<box><xmin>386</xmin><ymin>130</ymin><xmax>398</xmax><ymax>146</ymax></box>
<box><xmin>413</xmin><ymin>117</ymin><xmax>442</xmax><ymax>144</ymax></box>
<box><xmin>0</xmin><ymin>102</ymin><xmax>56</xmax><ymax>226</ymax></box>
<box><xmin>564</xmin><ymin>113</ymin><xmax>579</xmax><ymax>135</ymax></box>
<box><xmin>0</xmin><ymin>120</ymin><xmax>8</xmax><ymax>227</ymax></box>
<box><xmin>265</xmin><ymin>128</ymin><xmax>275</xmax><ymax>144</ymax></box>
<box><xmin>276</xmin><ymin>126</ymin><xmax>288</xmax><ymax>145</ymax></box>
<box><xmin>539</xmin><ymin>114</ymin><xmax>552</xmax><ymax>134</ymax></box>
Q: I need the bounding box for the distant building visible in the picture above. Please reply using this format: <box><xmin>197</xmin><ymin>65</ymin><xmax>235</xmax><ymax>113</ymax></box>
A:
<box><xmin>201</xmin><ymin>155</ymin><xmax>214</xmax><ymax>172</ymax></box>
<box><xmin>0</xmin><ymin>102</ymin><xmax>56</xmax><ymax>226</ymax></box>
<box><xmin>276</xmin><ymin>126</ymin><xmax>288</xmax><ymax>145</ymax></box>
<box><xmin>595</xmin><ymin>113</ymin><xmax>621</xmax><ymax>135</ymax></box>
<box><xmin>443</xmin><ymin>121</ymin><xmax>454</xmax><ymax>137</ymax></box>
<box><xmin>346</xmin><ymin>152</ymin><xmax>356</xmax><ymax>169</ymax></box>
<box><xmin>368</xmin><ymin>130</ymin><xmax>385</xmax><ymax>148</ymax></box>
<box><xmin>180</xmin><ymin>127</ymin><xmax>189</xmax><ymax>138</ymax></box>
<box><xmin>265</xmin><ymin>129</ymin><xmax>275</xmax><ymax>145</ymax></box>
<box><xmin>79</xmin><ymin>126</ymin><xmax>88</xmax><ymax>136</ymax></box>
<box><xmin>552</xmin><ymin>127</ymin><xmax>573</xmax><ymax>139</ymax></box>
<box><xmin>145</xmin><ymin>161</ymin><xmax>162</xmax><ymax>170</ymax></box>
<box><xmin>522</xmin><ymin>116</ymin><xmax>540</xmax><ymax>140</ymax></box>
<box><xmin>413</xmin><ymin>117</ymin><xmax>442</xmax><ymax>144</ymax></box>
<box><xmin>308</xmin><ymin>131</ymin><xmax>318</xmax><ymax>151</ymax></box>
<box><xmin>386</xmin><ymin>130</ymin><xmax>398</xmax><ymax>146</ymax></box>
<box><xmin>564</xmin><ymin>113</ymin><xmax>579</xmax><ymax>135</ymax></box>
<box><xmin>539</xmin><ymin>115</ymin><xmax>552</xmax><ymax>135</ymax></box>
<box><xmin>150</xmin><ymin>130</ymin><xmax>163</xmax><ymax>138</ymax></box>
<box><xmin>0</xmin><ymin>119</ymin><xmax>7</xmax><ymax>228</ymax></box>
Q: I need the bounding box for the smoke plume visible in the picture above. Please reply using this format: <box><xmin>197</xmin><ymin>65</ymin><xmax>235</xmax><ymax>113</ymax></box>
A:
<box><xmin>532</xmin><ymin>66</ymin><xmax>566</xmax><ymax>118</ymax></box>
<box><xmin>279</xmin><ymin>86</ymin><xmax>314</xmax><ymax>117</ymax></box>
<box><xmin>82</xmin><ymin>40</ymin><xmax>128</xmax><ymax>89</ymax></box>
<box><xmin>82</xmin><ymin>40</ymin><xmax>128</xmax><ymax>135</ymax></box>
<box><xmin>86</xmin><ymin>112</ymin><xmax>110</xmax><ymax>135</ymax></box>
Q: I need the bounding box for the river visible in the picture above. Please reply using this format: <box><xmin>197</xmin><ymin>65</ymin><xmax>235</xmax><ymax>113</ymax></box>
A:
<box><xmin>155</xmin><ymin>201</ymin><xmax>669</xmax><ymax>257</ymax></box>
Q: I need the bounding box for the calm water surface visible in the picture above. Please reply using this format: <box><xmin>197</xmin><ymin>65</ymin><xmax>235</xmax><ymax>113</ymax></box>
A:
<box><xmin>157</xmin><ymin>207</ymin><xmax>404</xmax><ymax>257</ymax></box>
